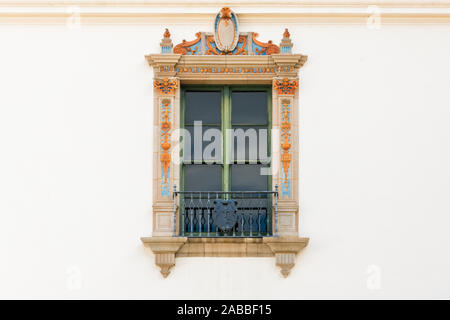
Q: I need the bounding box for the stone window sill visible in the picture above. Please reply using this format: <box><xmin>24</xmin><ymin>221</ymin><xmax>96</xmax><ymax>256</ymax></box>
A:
<box><xmin>141</xmin><ymin>236</ymin><xmax>309</xmax><ymax>278</ymax></box>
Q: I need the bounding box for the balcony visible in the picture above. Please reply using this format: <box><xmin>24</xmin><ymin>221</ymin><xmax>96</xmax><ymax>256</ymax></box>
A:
<box><xmin>173</xmin><ymin>188</ymin><xmax>278</xmax><ymax>238</ymax></box>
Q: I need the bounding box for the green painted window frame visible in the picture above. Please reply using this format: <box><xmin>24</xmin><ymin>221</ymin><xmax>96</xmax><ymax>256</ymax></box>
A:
<box><xmin>180</xmin><ymin>84</ymin><xmax>272</xmax><ymax>193</ymax></box>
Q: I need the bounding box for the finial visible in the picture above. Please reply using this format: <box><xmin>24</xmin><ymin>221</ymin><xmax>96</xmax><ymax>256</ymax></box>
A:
<box><xmin>164</xmin><ymin>28</ymin><xmax>171</xmax><ymax>38</ymax></box>
<box><xmin>160</xmin><ymin>28</ymin><xmax>173</xmax><ymax>54</ymax></box>
<box><xmin>280</xmin><ymin>28</ymin><xmax>293</xmax><ymax>54</ymax></box>
<box><xmin>220</xmin><ymin>7</ymin><xmax>232</xmax><ymax>19</ymax></box>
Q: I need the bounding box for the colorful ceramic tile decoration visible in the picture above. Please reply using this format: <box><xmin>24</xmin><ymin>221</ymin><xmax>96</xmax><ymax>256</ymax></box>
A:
<box><xmin>153</xmin><ymin>78</ymin><xmax>178</xmax><ymax>95</ymax></box>
<box><xmin>274</xmin><ymin>78</ymin><xmax>298</xmax><ymax>95</ymax></box>
<box><xmin>281</xmin><ymin>102</ymin><xmax>292</xmax><ymax>196</ymax></box>
<box><xmin>160</xmin><ymin>101</ymin><xmax>171</xmax><ymax>196</ymax></box>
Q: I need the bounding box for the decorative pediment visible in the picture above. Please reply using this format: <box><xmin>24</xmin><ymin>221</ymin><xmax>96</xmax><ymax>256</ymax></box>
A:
<box><xmin>146</xmin><ymin>7</ymin><xmax>307</xmax><ymax>82</ymax></box>
<box><xmin>166</xmin><ymin>7</ymin><xmax>293</xmax><ymax>56</ymax></box>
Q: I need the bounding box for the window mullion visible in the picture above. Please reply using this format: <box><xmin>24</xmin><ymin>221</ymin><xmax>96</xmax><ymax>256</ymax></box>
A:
<box><xmin>223</xmin><ymin>85</ymin><xmax>231</xmax><ymax>192</ymax></box>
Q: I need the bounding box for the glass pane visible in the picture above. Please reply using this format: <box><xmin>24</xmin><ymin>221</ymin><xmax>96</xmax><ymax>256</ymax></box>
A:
<box><xmin>184</xmin><ymin>125</ymin><xmax>222</xmax><ymax>162</ymax></box>
<box><xmin>184</xmin><ymin>165</ymin><xmax>222</xmax><ymax>191</ymax></box>
<box><xmin>231</xmin><ymin>126</ymin><xmax>269</xmax><ymax>162</ymax></box>
<box><xmin>231</xmin><ymin>164</ymin><xmax>269</xmax><ymax>191</ymax></box>
<box><xmin>232</xmin><ymin>91</ymin><xmax>268</xmax><ymax>125</ymax></box>
<box><xmin>185</xmin><ymin>91</ymin><xmax>221</xmax><ymax>125</ymax></box>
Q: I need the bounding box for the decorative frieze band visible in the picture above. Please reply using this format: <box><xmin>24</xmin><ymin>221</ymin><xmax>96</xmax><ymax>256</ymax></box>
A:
<box><xmin>176</xmin><ymin>66</ymin><xmax>277</xmax><ymax>74</ymax></box>
<box><xmin>156</xmin><ymin>65</ymin><xmax>295</xmax><ymax>75</ymax></box>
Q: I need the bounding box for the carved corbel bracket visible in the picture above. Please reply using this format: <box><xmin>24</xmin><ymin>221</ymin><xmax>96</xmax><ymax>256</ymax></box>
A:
<box><xmin>263</xmin><ymin>237</ymin><xmax>309</xmax><ymax>278</ymax></box>
<box><xmin>153</xmin><ymin>78</ymin><xmax>178</xmax><ymax>96</ymax></box>
<box><xmin>141</xmin><ymin>237</ymin><xmax>187</xmax><ymax>278</ymax></box>
<box><xmin>274</xmin><ymin>77</ymin><xmax>298</xmax><ymax>96</ymax></box>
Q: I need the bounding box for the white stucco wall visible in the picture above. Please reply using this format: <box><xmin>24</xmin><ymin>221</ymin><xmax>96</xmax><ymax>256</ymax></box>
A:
<box><xmin>1</xmin><ymin>3</ymin><xmax>450</xmax><ymax>299</ymax></box>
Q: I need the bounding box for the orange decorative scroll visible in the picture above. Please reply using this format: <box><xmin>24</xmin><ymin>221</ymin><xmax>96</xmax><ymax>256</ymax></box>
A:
<box><xmin>274</xmin><ymin>78</ymin><xmax>298</xmax><ymax>95</ymax></box>
<box><xmin>206</xmin><ymin>35</ymin><xmax>220</xmax><ymax>55</ymax></box>
<box><xmin>154</xmin><ymin>78</ymin><xmax>178</xmax><ymax>95</ymax></box>
<box><xmin>234</xmin><ymin>36</ymin><xmax>247</xmax><ymax>55</ymax></box>
<box><xmin>206</xmin><ymin>35</ymin><xmax>247</xmax><ymax>55</ymax></box>
<box><xmin>173</xmin><ymin>32</ymin><xmax>201</xmax><ymax>55</ymax></box>
<box><xmin>281</xmin><ymin>102</ymin><xmax>291</xmax><ymax>189</ymax></box>
<box><xmin>252</xmin><ymin>33</ymin><xmax>280</xmax><ymax>55</ymax></box>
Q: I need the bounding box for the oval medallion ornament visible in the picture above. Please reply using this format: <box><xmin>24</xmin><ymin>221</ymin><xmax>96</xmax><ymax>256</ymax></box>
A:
<box><xmin>214</xmin><ymin>7</ymin><xmax>239</xmax><ymax>53</ymax></box>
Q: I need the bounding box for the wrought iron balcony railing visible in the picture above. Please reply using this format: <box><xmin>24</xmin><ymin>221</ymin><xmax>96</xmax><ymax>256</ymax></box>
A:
<box><xmin>173</xmin><ymin>187</ymin><xmax>278</xmax><ymax>238</ymax></box>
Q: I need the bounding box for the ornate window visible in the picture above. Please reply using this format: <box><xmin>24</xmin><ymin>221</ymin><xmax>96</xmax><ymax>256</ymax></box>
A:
<box><xmin>141</xmin><ymin>8</ymin><xmax>309</xmax><ymax>279</ymax></box>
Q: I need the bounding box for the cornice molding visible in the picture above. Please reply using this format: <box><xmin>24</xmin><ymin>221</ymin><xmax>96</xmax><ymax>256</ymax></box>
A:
<box><xmin>145</xmin><ymin>54</ymin><xmax>306</xmax><ymax>84</ymax></box>
<box><xmin>2</xmin><ymin>1</ymin><xmax>450</xmax><ymax>24</ymax></box>
<box><xmin>2</xmin><ymin>1</ymin><xmax>450</xmax><ymax>7</ymax></box>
